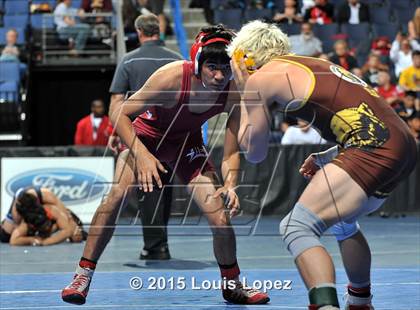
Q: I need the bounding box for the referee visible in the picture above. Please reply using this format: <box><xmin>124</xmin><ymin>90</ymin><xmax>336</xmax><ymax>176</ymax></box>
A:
<box><xmin>109</xmin><ymin>13</ymin><xmax>182</xmax><ymax>260</ymax></box>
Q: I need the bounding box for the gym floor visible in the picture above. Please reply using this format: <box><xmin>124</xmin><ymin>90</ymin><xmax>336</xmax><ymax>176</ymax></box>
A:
<box><xmin>1</xmin><ymin>216</ymin><xmax>419</xmax><ymax>310</ymax></box>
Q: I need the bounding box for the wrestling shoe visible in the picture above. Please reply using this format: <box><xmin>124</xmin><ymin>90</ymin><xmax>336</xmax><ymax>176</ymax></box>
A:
<box><xmin>139</xmin><ymin>245</ymin><xmax>171</xmax><ymax>260</ymax></box>
<box><xmin>62</xmin><ymin>265</ymin><xmax>94</xmax><ymax>305</ymax></box>
<box><xmin>344</xmin><ymin>293</ymin><xmax>374</xmax><ymax>310</ymax></box>
<box><xmin>222</xmin><ymin>280</ymin><xmax>270</xmax><ymax>304</ymax></box>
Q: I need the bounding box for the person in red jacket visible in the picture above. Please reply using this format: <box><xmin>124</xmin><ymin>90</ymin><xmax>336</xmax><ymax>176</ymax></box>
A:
<box><xmin>74</xmin><ymin>99</ymin><xmax>113</xmax><ymax>146</ymax></box>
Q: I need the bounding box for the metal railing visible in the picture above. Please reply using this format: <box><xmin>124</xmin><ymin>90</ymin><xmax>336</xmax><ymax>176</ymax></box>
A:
<box><xmin>37</xmin><ymin>12</ymin><xmax>116</xmax><ymax>64</ymax></box>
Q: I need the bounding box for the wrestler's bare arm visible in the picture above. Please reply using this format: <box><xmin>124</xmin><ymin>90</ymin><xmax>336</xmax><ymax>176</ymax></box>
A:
<box><xmin>214</xmin><ymin>91</ymin><xmax>242</xmax><ymax>215</ymax></box>
<box><xmin>41</xmin><ymin>207</ymin><xmax>74</xmax><ymax>246</ymax></box>
<box><xmin>110</xmin><ymin>61</ymin><xmax>183</xmax><ymax>191</ymax></box>
<box><xmin>110</xmin><ymin>61</ymin><xmax>182</xmax><ymax>153</ymax></box>
<box><xmin>238</xmin><ymin>62</ymin><xmax>313</xmax><ymax>163</ymax></box>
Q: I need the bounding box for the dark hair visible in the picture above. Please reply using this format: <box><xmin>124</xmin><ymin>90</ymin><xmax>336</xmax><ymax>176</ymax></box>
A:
<box><xmin>135</xmin><ymin>14</ymin><xmax>160</xmax><ymax>37</ymax></box>
<box><xmin>15</xmin><ymin>193</ymin><xmax>48</xmax><ymax>229</ymax></box>
<box><xmin>413</xmin><ymin>50</ymin><xmax>420</xmax><ymax>57</ymax></box>
<box><xmin>405</xmin><ymin>90</ymin><xmax>417</xmax><ymax>98</ymax></box>
<box><xmin>197</xmin><ymin>24</ymin><xmax>235</xmax><ymax>74</ymax></box>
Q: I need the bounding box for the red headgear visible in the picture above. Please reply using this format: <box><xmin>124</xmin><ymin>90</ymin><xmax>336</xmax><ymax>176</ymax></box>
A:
<box><xmin>190</xmin><ymin>31</ymin><xmax>231</xmax><ymax>76</ymax></box>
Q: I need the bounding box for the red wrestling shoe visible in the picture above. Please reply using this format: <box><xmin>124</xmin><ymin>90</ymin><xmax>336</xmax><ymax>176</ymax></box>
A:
<box><xmin>222</xmin><ymin>280</ymin><xmax>270</xmax><ymax>304</ymax></box>
<box><xmin>61</xmin><ymin>265</ymin><xmax>94</xmax><ymax>305</ymax></box>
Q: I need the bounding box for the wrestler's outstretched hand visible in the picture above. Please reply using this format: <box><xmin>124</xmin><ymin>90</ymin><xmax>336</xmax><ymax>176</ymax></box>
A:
<box><xmin>299</xmin><ymin>154</ymin><xmax>320</xmax><ymax>180</ymax></box>
<box><xmin>213</xmin><ymin>187</ymin><xmax>240</xmax><ymax>218</ymax></box>
<box><xmin>136</xmin><ymin>151</ymin><xmax>167</xmax><ymax>192</ymax></box>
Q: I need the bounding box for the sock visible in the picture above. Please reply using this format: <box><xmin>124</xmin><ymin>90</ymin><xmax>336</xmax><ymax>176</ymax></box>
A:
<box><xmin>348</xmin><ymin>283</ymin><xmax>371</xmax><ymax>298</ymax></box>
<box><xmin>218</xmin><ymin>260</ymin><xmax>240</xmax><ymax>280</ymax></box>
<box><xmin>309</xmin><ymin>283</ymin><xmax>339</xmax><ymax>308</ymax></box>
<box><xmin>79</xmin><ymin>257</ymin><xmax>97</xmax><ymax>270</ymax></box>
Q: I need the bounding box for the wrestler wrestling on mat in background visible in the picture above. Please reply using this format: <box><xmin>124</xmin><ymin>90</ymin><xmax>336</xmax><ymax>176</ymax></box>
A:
<box><xmin>229</xmin><ymin>21</ymin><xmax>417</xmax><ymax>310</ymax></box>
<box><xmin>0</xmin><ymin>187</ymin><xmax>86</xmax><ymax>246</ymax></box>
<box><xmin>62</xmin><ymin>24</ymin><xmax>270</xmax><ymax>305</ymax></box>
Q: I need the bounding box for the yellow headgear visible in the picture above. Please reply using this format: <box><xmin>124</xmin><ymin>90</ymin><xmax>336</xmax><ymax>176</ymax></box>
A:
<box><xmin>232</xmin><ymin>49</ymin><xmax>258</xmax><ymax>74</ymax></box>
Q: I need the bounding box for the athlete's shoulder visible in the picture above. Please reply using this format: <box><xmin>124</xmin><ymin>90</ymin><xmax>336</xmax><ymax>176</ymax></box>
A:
<box><xmin>148</xmin><ymin>60</ymin><xmax>185</xmax><ymax>90</ymax></box>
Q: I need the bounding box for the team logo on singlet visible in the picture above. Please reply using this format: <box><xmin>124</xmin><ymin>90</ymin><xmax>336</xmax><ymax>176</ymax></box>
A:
<box><xmin>186</xmin><ymin>146</ymin><xmax>208</xmax><ymax>163</ymax></box>
<box><xmin>329</xmin><ymin>65</ymin><xmax>379</xmax><ymax>98</ymax></box>
<box><xmin>330</xmin><ymin>102</ymin><xmax>389</xmax><ymax>149</ymax></box>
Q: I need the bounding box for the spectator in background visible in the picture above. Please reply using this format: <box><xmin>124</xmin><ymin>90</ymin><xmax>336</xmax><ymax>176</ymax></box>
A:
<box><xmin>79</xmin><ymin>0</ymin><xmax>113</xmax><ymax>39</ymax></box>
<box><xmin>408</xmin><ymin>7</ymin><xmax>420</xmax><ymax>42</ymax></box>
<box><xmin>0</xmin><ymin>29</ymin><xmax>27</xmax><ymax>75</ymax></box>
<box><xmin>281</xmin><ymin>119</ymin><xmax>326</xmax><ymax>144</ymax></box>
<box><xmin>407</xmin><ymin>111</ymin><xmax>420</xmax><ymax>141</ymax></box>
<box><xmin>304</xmin><ymin>0</ymin><xmax>334</xmax><ymax>25</ymax></box>
<box><xmin>289</xmin><ymin>22</ymin><xmax>322</xmax><ymax>56</ymax></box>
<box><xmin>336</xmin><ymin>0</ymin><xmax>369</xmax><ymax>25</ymax></box>
<box><xmin>74</xmin><ymin>99</ymin><xmax>113</xmax><ymax>146</ymax></box>
<box><xmin>273</xmin><ymin>0</ymin><xmax>303</xmax><ymax>24</ymax></box>
<box><xmin>375</xmin><ymin>69</ymin><xmax>404</xmax><ymax>107</ymax></box>
<box><xmin>108</xmin><ymin>14</ymin><xmax>182</xmax><ymax>260</ymax></box>
<box><xmin>189</xmin><ymin>0</ymin><xmax>214</xmax><ymax>24</ymax></box>
<box><xmin>80</xmin><ymin>0</ymin><xmax>113</xmax><ymax>14</ymax></box>
<box><xmin>390</xmin><ymin>33</ymin><xmax>416</xmax><ymax>78</ymax></box>
<box><xmin>397</xmin><ymin>91</ymin><xmax>417</xmax><ymax>119</ymax></box>
<box><xmin>398</xmin><ymin>50</ymin><xmax>420</xmax><ymax>92</ymax></box>
<box><xmin>0</xmin><ymin>29</ymin><xmax>20</xmax><ymax>62</ymax></box>
<box><xmin>330</xmin><ymin>40</ymin><xmax>358</xmax><ymax>71</ymax></box>
<box><xmin>361</xmin><ymin>53</ymin><xmax>389</xmax><ymax>87</ymax></box>
<box><xmin>54</xmin><ymin>0</ymin><xmax>91</xmax><ymax>54</ymax></box>
<box><xmin>145</xmin><ymin>0</ymin><xmax>167</xmax><ymax>40</ymax></box>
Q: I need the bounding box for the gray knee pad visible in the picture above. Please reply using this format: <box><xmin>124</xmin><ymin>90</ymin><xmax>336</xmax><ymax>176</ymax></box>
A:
<box><xmin>279</xmin><ymin>203</ymin><xmax>328</xmax><ymax>258</ymax></box>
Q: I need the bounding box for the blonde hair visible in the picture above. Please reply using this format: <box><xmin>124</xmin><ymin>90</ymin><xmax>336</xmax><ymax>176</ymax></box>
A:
<box><xmin>414</xmin><ymin>7</ymin><xmax>420</xmax><ymax>37</ymax></box>
<box><xmin>227</xmin><ymin>20</ymin><xmax>291</xmax><ymax>68</ymax></box>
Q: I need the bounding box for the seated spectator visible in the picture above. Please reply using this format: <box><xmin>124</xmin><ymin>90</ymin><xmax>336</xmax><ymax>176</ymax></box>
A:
<box><xmin>1</xmin><ymin>187</ymin><xmax>86</xmax><ymax>246</ymax></box>
<box><xmin>408</xmin><ymin>7</ymin><xmax>420</xmax><ymax>42</ymax></box>
<box><xmin>289</xmin><ymin>22</ymin><xmax>322</xmax><ymax>56</ymax></box>
<box><xmin>273</xmin><ymin>0</ymin><xmax>303</xmax><ymax>24</ymax></box>
<box><xmin>0</xmin><ymin>29</ymin><xmax>20</xmax><ymax>62</ymax></box>
<box><xmin>361</xmin><ymin>53</ymin><xmax>389</xmax><ymax>87</ymax></box>
<box><xmin>54</xmin><ymin>0</ymin><xmax>91</xmax><ymax>54</ymax></box>
<box><xmin>397</xmin><ymin>91</ymin><xmax>417</xmax><ymax>119</ymax></box>
<box><xmin>330</xmin><ymin>40</ymin><xmax>358</xmax><ymax>71</ymax></box>
<box><xmin>281</xmin><ymin>120</ymin><xmax>326</xmax><ymax>144</ymax></box>
<box><xmin>0</xmin><ymin>29</ymin><xmax>28</xmax><ymax>76</ymax></box>
<box><xmin>79</xmin><ymin>0</ymin><xmax>113</xmax><ymax>39</ymax></box>
<box><xmin>398</xmin><ymin>50</ymin><xmax>420</xmax><ymax>92</ymax></box>
<box><xmin>304</xmin><ymin>0</ymin><xmax>334</xmax><ymax>25</ymax></box>
<box><xmin>407</xmin><ymin>111</ymin><xmax>420</xmax><ymax>141</ymax></box>
<box><xmin>390</xmin><ymin>33</ymin><xmax>417</xmax><ymax>78</ymax></box>
<box><xmin>74</xmin><ymin>99</ymin><xmax>113</xmax><ymax>146</ymax></box>
<box><xmin>371</xmin><ymin>36</ymin><xmax>391</xmax><ymax>57</ymax></box>
<box><xmin>336</xmin><ymin>0</ymin><xmax>369</xmax><ymax>25</ymax></box>
<box><xmin>375</xmin><ymin>69</ymin><xmax>404</xmax><ymax>107</ymax></box>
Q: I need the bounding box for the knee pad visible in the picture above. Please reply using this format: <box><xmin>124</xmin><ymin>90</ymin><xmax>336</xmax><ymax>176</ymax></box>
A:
<box><xmin>331</xmin><ymin>221</ymin><xmax>360</xmax><ymax>242</ymax></box>
<box><xmin>279</xmin><ymin>203</ymin><xmax>328</xmax><ymax>258</ymax></box>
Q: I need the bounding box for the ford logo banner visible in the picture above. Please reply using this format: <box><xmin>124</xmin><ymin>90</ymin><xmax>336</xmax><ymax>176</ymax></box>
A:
<box><xmin>6</xmin><ymin>168</ymin><xmax>109</xmax><ymax>205</ymax></box>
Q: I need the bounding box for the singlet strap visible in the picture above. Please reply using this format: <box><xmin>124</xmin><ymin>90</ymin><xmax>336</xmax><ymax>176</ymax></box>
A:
<box><xmin>177</xmin><ymin>61</ymin><xmax>192</xmax><ymax>106</ymax></box>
